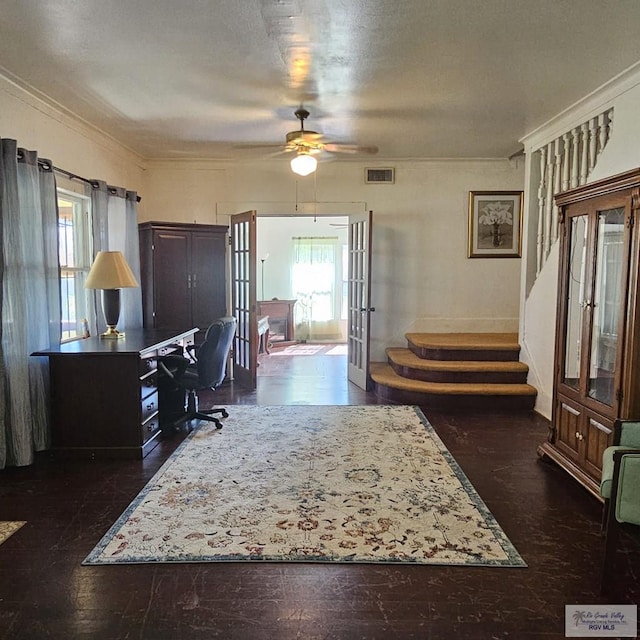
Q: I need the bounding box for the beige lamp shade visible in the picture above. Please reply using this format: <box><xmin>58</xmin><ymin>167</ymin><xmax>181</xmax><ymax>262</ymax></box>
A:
<box><xmin>85</xmin><ymin>251</ymin><xmax>139</xmax><ymax>289</ymax></box>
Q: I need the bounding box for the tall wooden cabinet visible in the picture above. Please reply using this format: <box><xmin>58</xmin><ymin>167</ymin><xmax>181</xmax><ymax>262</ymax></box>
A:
<box><xmin>139</xmin><ymin>222</ymin><xmax>228</xmax><ymax>335</ymax></box>
<box><xmin>539</xmin><ymin>168</ymin><xmax>640</xmax><ymax>498</ymax></box>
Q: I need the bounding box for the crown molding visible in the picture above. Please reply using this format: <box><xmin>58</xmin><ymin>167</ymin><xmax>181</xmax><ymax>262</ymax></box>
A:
<box><xmin>0</xmin><ymin>68</ymin><xmax>144</xmax><ymax>166</ymax></box>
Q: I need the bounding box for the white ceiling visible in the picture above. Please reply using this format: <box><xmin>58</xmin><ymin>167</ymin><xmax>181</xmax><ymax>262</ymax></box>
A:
<box><xmin>1</xmin><ymin>0</ymin><xmax>640</xmax><ymax>161</ymax></box>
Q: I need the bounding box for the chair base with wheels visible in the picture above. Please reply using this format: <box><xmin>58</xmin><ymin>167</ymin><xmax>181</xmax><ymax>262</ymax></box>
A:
<box><xmin>183</xmin><ymin>387</ymin><xmax>229</xmax><ymax>429</ymax></box>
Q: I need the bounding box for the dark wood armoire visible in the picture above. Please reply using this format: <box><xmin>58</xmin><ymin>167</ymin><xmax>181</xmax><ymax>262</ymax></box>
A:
<box><xmin>139</xmin><ymin>221</ymin><xmax>228</xmax><ymax>337</ymax></box>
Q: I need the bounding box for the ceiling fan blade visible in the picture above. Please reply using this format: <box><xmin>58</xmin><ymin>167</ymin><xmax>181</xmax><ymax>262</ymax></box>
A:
<box><xmin>323</xmin><ymin>143</ymin><xmax>378</xmax><ymax>155</ymax></box>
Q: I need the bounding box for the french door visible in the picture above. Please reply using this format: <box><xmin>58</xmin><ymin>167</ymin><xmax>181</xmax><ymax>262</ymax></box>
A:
<box><xmin>347</xmin><ymin>210</ymin><xmax>374</xmax><ymax>390</ymax></box>
<box><xmin>230</xmin><ymin>210</ymin><xmax>257</xmax><ymax>389</ymax></box>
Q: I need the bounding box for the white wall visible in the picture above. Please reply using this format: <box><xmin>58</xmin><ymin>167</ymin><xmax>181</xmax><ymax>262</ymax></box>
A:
<box><xmin>589</xmin><ymin>85</ymin><xmax>640</xmax><ymax>180</ymax></box>
<box><xmin>143</xmin><ymin>157</ymin><xmax>525</xmax><ymax>360</ymax></box>
<box><xmin>520</xmin><ymin>66</ymin><xmax>640</xmax><ymax>418</ymax></box>
<box><xmin>0</xmin><ymin>76</ymin><xmax>144</xmax><ymax>189</ymax></box>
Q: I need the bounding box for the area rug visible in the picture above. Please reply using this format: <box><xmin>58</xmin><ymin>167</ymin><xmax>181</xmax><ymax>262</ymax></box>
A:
<box><xmin>0</xmin><ymin>521</ymin><xmax>26</xmax><ymax>546</ymax></box>
<box><xmin>270</xmin><ymin>344</ymin><xmax>325</xmax><ymax>355</ymax></box>
<box><xmin>269</xmin><ymin>343</ymin><xmax>345</xmax><ymax>356</ymax></box>
<box><xmin>325</xmin><ymin>344</ymin><xmax>348</xmax><ymax>355</ymax></box>
<box><xmin>83</xmin><ymin>405</ymin><xmax>526</xmax><ymax>567</ymax></box>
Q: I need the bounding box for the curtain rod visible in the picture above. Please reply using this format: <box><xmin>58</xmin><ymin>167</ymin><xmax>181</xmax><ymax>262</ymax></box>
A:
<box><xmin>292</xmin><ymin>236</ymin><xmax>339</xmax><ymax>240</ymax></box>
<box><xmin>15</xmin><ymin>147</ymin><xmax>141</xmax><ymax>202</ymax></box>
<box><xmin>42</xmin><ymin>160</ymin><xmax>142</xmax><ymax>203</ymax></box>
<box><xmin>50</xmin><ymin>164</ymin><xmax>96</xmax><ymax>187</ymax></box>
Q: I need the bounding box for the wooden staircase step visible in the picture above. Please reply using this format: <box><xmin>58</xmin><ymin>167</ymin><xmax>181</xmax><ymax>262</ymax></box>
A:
<box><xmin>370</xmin><ymin>362</ymin><xmax>537</xmax><ymax>410</ymax></box>
<box><xmin>407</xmin><ymin>332</ymin><xmax>521</xmax><ymax>362</ymax></box>
<box><xmin>386</xmin><ymin>347</ymin><xmax>529</xmax><ymax>384</ymax></box>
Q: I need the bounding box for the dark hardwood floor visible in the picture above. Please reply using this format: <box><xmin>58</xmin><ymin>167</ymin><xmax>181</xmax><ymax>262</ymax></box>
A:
<box><xmin>1</xmin><ymin>351</ymin><xmax>638</xmax><ymax>639</ymax></box>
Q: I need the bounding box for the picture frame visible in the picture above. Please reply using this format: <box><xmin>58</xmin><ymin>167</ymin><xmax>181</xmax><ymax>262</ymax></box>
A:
<box><xmin>467</xmin><ymin>191</ymin><xmax>523</xmax><ymax>258</ymax></box>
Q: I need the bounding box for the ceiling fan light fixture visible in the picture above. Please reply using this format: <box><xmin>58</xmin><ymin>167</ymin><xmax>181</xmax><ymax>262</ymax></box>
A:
<box><xmin>290</xmin><ymin>152</ymin><xmax>317</xmax><ymax>176</ymax></box>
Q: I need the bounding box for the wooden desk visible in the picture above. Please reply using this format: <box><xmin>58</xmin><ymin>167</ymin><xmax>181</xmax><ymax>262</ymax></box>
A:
<box><xmin>257</xmin><ymin>299</ymin><xmax>296</xmax><ymax>344</ymax></box>
<box><xmin>33</xmin><ymin>328</ymin><xmax>197</xmax><ymax>459</ymax></box>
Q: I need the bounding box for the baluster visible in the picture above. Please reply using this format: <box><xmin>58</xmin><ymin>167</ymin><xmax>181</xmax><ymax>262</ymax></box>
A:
<box><xmin>579</xmin><ymin>122</ymin><xmax>589</xmax><ymax>185</ymax></box>
<box><xmin>552</xmin><ymin>138</ymin><xmax>562</xmax><ymax>244</ymax></box>
<box><xmin>544</xmin><ymin>142</ymin><xmax>554</xmax><ymax>259</ymax></box>
<box><xmin>598</xmin><ymin>112</ymin><xmax>608</xmax><ymax>156</ymax></box>
<box><xmin>588</xmin><ymin>117</ymin><xmax>598</xmax><ymax>174</ymax></box>
<box><xmin>561</xmin><ymin>132</ymin><xmax>571</xmax><ymax>191</ymax></box>
<box><xmin>570</xmin><ymin>127</ymin><xmax>580</xmax><ymax>188</ymax></box>
<box><xmin>537</xmin><ymin>146</ymin><xmax>547</xmax><ymax>275</ymax></box>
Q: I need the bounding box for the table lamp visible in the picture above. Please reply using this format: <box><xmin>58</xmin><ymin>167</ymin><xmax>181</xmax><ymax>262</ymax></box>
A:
<box><xmin>85</xmin><ymin>250</ymin><xmax>139</xmax><ymax>339</ymax></box>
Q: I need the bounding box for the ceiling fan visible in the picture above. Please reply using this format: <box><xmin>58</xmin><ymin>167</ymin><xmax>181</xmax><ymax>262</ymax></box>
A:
<box><xmin>246</xmin><ymin>107</ymin><xmax>378</xmax><ymax>176</ymax></box>
<box><xmin>285</xmin><ymin>107</ymin><xmax>378</xmax><ymax>154</ymax></box>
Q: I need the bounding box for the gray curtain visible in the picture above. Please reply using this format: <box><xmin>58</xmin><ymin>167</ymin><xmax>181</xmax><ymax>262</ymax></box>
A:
<box><xmin>0</xmin><ymin>139</ymin><xmax>60</xmax><ymax>469</ymax></box>
<box><xmin>88</xmin><ymin>181</ymin><xmax>109</xmax><ymax>335</ymax></box>
<box><xmin>123</xmin><ymin>190</ymin><xmax>143</xmax><ymax>330</ymax></box>
<box><xmin>88</xmin><ymin>182</ymin><xmax>142</xmax><ymax>335</ymax></box>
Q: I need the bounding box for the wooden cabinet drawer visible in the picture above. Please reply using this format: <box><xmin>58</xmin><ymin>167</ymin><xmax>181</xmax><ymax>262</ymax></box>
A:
<box><xmin>140</xmin><ymin>372</ymin><xmax>157</xmax><ymax>399</ymax></box>
<box><xmin>141</xmin><ymin>413</ymin><xmax>160</xmax><ymax>444</ymax></box>
<box><xmin>140</xmin><ymin>354</ymin><xmax>157</xmax><ymax>377</ymax></box>
<box><xmin>141</xmin><ymin>392</ymin><xmax>159</xmax><ymax>424</ymax></box>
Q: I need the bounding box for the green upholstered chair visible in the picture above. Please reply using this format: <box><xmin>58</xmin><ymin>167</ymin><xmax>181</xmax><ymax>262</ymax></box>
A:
<box><xmin>600</xmin><ymin>420</ymin><xmax>640</xmax><ymax>593</ymax></box>
<box><xmin>601</xmin><ymin>421</ymin><xmax>640</xmax><ymax>505</ymax></box>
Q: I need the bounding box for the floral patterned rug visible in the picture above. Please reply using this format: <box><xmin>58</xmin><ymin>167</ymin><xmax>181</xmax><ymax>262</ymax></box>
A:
<box><xmin>83</xmin><ymin>405</ymin><xmax>525</xmax><ymax>567</ymax></box>
<box><xmin>0</xmin><ymin>521</ymin><xmax>26</xmax><ymax>546</ymax></box>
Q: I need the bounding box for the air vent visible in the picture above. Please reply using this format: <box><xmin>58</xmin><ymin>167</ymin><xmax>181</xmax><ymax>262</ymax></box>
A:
<box><xmin>365</xmin><ymin>167</ymin><xmax>395</xmax><ymax>184</ymax></box>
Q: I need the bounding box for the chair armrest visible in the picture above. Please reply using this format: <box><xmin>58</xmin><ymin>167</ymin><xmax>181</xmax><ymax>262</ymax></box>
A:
<box><xmin>158</xmin><ymin>361</ymin><xmax>176</xmax><ymax>380</ymax></box>
<box><xmin>158</xmin><ymin>354</ymin><xmax>190</xmax><ymax>381</ymax></box>
<box><xmin>158</xmin><ymin>360</ymin><xmax>176</xmax><ymax>381</ymax></box>
<box><xmin>185</xmin><ymin>344</ymin><xmax>198</xmax><ymax>363</ymax></box>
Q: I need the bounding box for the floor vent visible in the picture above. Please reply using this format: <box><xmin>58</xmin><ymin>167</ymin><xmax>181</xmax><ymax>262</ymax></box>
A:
<box><xmin>365</xmin><ymin>167</ymin><xmax>395</xmax><ymax>184</ymax></box>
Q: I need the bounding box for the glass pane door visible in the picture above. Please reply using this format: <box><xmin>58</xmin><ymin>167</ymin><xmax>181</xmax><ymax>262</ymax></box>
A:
<box><xmin>563</xmin><ymin>215</ymin><xmax>589</xmax><ymax>390</ymax></box>
<box><xmin>587</xmin><ymin>207</ymin><xmax>625</xmax><ymax>405</ymax></box>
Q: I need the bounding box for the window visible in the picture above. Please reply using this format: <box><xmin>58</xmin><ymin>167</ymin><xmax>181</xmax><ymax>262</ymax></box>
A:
<box><xmin>291</xmin><ymin>236</ymin><xmax>347</xmax><ymax>342</ymax></box>
<box><xmin>57</xmin><ymin>189</ymin><xmax>92</xmax><ymax>341</ymax></box>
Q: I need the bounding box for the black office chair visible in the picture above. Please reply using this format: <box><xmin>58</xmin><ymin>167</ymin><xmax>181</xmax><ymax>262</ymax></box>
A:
<box><xmin>159</xmin><ymin>316</ymin><xmax>236</xmax><ymax>430</ymax></box>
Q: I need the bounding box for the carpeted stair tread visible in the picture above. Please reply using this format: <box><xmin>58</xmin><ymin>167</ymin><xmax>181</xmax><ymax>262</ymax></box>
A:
<box><xmin>406</xmin><ymin>332</ymin><xmax>521</xmax><ymax>351</ymax></box>
<box><xmin>370</xmin><ymin>362</ymin><xmax>537</xmax><ymax>397</ymax></box>
<box><xmin>386</xmin><ymin>347</ymin><xmax>528</xmax><ymax>372</ymax></box>
<box><xmin>406</xmin><ymin>332</ymin><xmax>522</xmax><ymax>362</ymax></box>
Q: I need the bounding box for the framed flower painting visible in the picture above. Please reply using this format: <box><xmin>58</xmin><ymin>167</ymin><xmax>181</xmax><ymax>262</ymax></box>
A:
<box><xmin>467</xmin><ymin>191</ymin><xmax>523</xmax><ymax>258</ymax></box>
